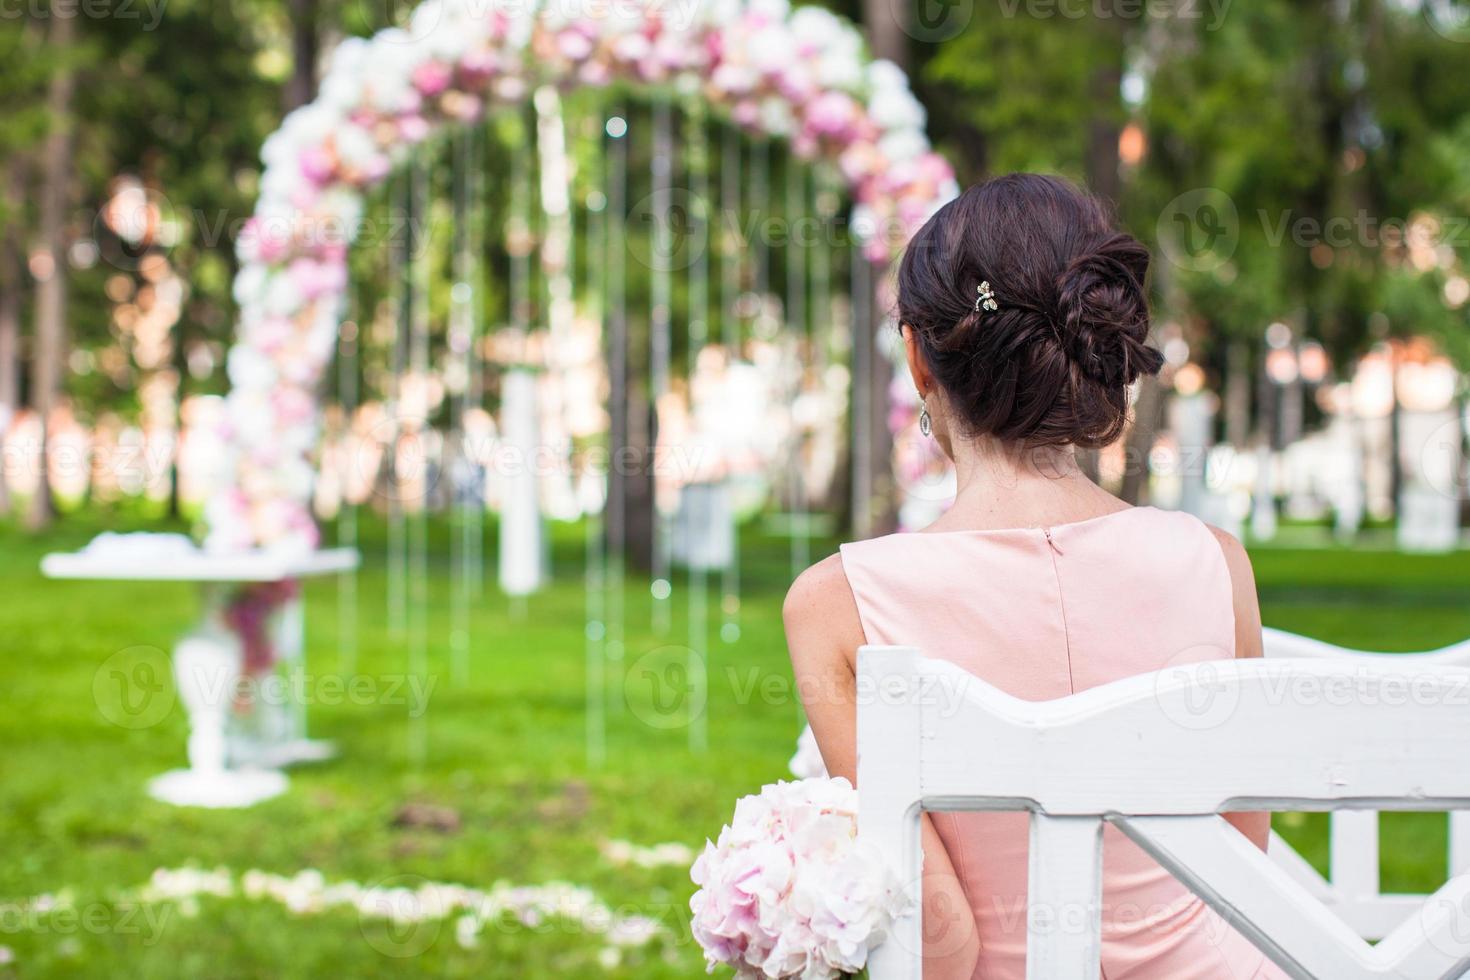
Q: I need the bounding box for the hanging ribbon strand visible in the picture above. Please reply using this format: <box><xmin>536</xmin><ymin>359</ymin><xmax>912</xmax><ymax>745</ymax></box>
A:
<box><xmin>751</xmin><ymin>136</ymin><xmax>770</xmax><ymax>318</ymax></box>
<box><xmin>719</xmin><ymin>122</ymin><xmax>741</xmax><ymax>355</ymax></box>
<box><xmin>387</xmin><ymin>171</ymin><xmax>409</xmax><ymax>642</ymax></box>
<box><xmin>448</xmin><ymin>124</ymin><xmax>478</xmax><ymax>685</ymax></box>
<box><xmin>604</xmin><ymin>106</ymin><xmax>629</xmax><ymax>718</ymax></box>
<box><xmin>684</xmin><ymin>95</ymin><xmax>711</xmax><ymax>754</ymax></box>
<box><xmin>510</xmin><ymin>111</ymin><xmax>533</xmax><ymax>350</ymax></box>
<box><xmin>650</xmin><ymin>93</ymin><xmax>674</xmax><ymax>634</ymax></box>
<box><xmin>811</xmin><ymin>168</ymin><xmax>837</xmax><ymax>381</ymax></box>
<box><xmin>786</xmin><ymin>156</ymin><xmax>810</xmax><ymax>580</ymax></box>
<box><xmin>407</xmin><ymin>151</ymin><xmax>430</xmax><ymax>768</ymax></box>
<box><xmin>810</xmin><ymin>167</ymin><xmax>840</xmax><ymax>535</ymax></box>
<box><xmin>534</xmin><ymin>84</ymin><xmax>575</xmax><ymax>587</ymax></box>
<box><xmin>716</xmin><ymin>121</ymin><xmax>743</xmax><ymax>646</ymax></box>
<box><xmin>466</xmin><ymin>123</ymin><xmax>486</xmax><ymax>606</ymax></box>
<box><xmin>850</xmin><ymin>231</ymin><xmax>874</xmax><ymax>538</ymax></box>
<box><xmin>687</xmin><ymin>103</ymin><xmax>710</xmax><ymax>354</ymax></box>
<box><xmin>536</xmin><ymin>86</ymin><xmax>575</xmax><ymax>361</ymax></box>
<box><xmin>336</xmin><ymin>276</ymin><xmax>360</xmax><ymax>678</ymax></box>
<box><xmin>585</xmin><ymin>168</ymin><xmax>608</xmax><ymax>767</ymax></box>
<box><xmin>499</xmin><ymin>104</ymin><xmax>546</xmax><ymax>607</ymax></box>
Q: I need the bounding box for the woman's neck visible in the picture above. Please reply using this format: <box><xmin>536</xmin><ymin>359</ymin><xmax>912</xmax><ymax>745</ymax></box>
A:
<box><xmin>925</xmin><ymin>436</ymin><xmax>1128</xmax><ymax>532</ymax></box>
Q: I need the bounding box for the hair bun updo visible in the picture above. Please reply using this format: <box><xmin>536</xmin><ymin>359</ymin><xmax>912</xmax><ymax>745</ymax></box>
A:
<box><xmin>898</xmin><ymin>173</ymin><xmax>1164</xmax><ymax>449</ymax></box>
<box><xmin>1053</xmin><ymin>232</ymin><xmax>1162</xmax><ymax>390</ymax></box>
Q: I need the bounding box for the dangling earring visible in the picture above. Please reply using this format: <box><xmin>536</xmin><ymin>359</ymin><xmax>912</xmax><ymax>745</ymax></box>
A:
<box><xmin>918</xmin><ymin>395</ymin><xmax>932</xmax><ymax>438</ymax></box>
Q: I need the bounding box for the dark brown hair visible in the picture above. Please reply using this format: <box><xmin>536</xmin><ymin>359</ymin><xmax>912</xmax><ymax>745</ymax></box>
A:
<box><xmin>898</xmin><ymin>173</ymin><xmax>1163</xmax><ymax>448</ymax></box>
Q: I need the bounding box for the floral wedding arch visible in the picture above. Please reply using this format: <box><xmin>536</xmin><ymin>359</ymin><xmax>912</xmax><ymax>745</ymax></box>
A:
<box><xmin>208</xmin><ymin>0</ymin><xmax>957</xmax><ymax>555</ymax></box>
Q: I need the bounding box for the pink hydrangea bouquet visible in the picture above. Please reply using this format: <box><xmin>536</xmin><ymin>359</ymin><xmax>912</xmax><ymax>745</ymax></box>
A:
<box><xmin>689</xmin><ymin>777</ymin><xmax>909</xmax><ymax>978</ymax></box>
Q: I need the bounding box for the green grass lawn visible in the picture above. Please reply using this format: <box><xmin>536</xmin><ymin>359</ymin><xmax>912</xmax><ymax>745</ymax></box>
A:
<box><xmin>1</xmin><ymin>514</ymin><xmax>1467</xmax><ymax>977</ymax></box>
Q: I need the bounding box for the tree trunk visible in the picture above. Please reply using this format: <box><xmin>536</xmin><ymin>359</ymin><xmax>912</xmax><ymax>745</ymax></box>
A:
<box><xmin>0</xmin><ymin>157</ymin><xmax>26</xmax><ymax>516</ymax></box>
<box><xmin>0</xmin><ymin>261</ymin><xmax>18</xmax><ymax>518</ymax></box>
<box><xmin>28</xmin><ymin>8</ymin><xmax>76</xmax><ymax>530</ymax></box>
<box><xmin>862</xmin><ymin>0</ymin><xmax>908</xmax><ymax>66</ymax></box>
<box><xmin>865</xmin><ymin>279</ymin><xmax>896</xmax><ymax>534</ymax></box>
<box><xmin>1087</xmin><ymin>21</ymin><xmax>1128</xmax><ymax>499</ymax></box>
<box><xmin>1084</xmin><ymin>18</ymin><xmax>1125</xmax><ymax>207</ymax></box>
<box><xmin>284</xmin><ymin>0</ymin><xmax>318</xmax><ymax>112</ymax></box>
<box><xmin>1224</xmin><ymin>339</ymin><xmax>1251</xmax><ymax>447</ymax></box>
<box><xmin>620</xmin><ymin>383</ymin><xmax>656</xmax><ymax>573</ymax></box>
<box><xmin>1119</xmin><ymin>375</ymin><xmax>1164</xmax><ymax>505</ymax></box>
<box><xmin>849</xmin><ymin>255</ymin><xmax>897</xmax><ymax>538</ymax></box>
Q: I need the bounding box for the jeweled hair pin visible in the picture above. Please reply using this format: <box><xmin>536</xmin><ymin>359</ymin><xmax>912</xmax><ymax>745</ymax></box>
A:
<box><xmin>975</xmin><ymin>281</ymin><xmax>999</xmax><ymax>313</ymax></box>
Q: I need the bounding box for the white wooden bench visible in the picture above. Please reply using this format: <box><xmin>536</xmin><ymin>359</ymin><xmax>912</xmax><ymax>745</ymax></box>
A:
<box><xmin>1263</xmin><ymin>627</ymin><xmax>1470</xmax><ymax>939</ymax></box>
<box><xmin>857</xmin><ymin>646</ymin><xmax>1470</xmax><ymax>979</ymax></box>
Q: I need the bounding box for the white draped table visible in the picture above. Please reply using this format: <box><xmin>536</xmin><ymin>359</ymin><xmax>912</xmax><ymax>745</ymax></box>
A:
<box><xmin>42</xmin><ymin>545</ymin><xmax>359</xmax><ymax>808</ymax></box>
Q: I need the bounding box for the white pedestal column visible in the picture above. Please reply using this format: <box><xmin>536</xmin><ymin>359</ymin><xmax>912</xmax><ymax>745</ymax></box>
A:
<box><xmin>1172</xmin><ymin>393</ymin><xmax>1214</xmax><ymax>520</ymax></box>
<box><xmin>1332</xmin><ymin>405</ymin><xmax>1365</xmax><ymax>542</ymax></box>
<box><xmin>149</xmin><ymin>624</ymin><xmax>289</xmax><ymax>808</ymax></box>
<box><xmin>1398</xmin><ymin>409</ymin><xmax>1460</xmax><ymax>553</ymax></box>
<box><xmin>674</xmin><ymin>481</ymin><xmax>734</xmax><ymax>572</ymax></box>
<box><xmin>499</xmin><ymin>368</ymin><xmax>545</xmax><ymax>596</ymax></box>
<box><xmin>1251</xmin><ymin>445</ymin><xmax>1278</xmax><ymax>541</ymax></box>
<box><xmin>246</xmin><ymin>592</ymin><xmax>337</xmax><ymax>768</ymax></box>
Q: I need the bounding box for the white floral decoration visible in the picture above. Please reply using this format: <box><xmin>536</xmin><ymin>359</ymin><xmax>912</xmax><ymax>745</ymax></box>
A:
<box><xmin>211</xmin><ymin>0</ymin><xmax>959</xmax><ymax>553</ymax></box>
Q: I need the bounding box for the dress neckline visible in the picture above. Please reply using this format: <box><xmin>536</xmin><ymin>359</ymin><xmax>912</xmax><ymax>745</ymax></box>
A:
<box><xmin>913</xmin><ymin>505</ymin><xmax>1153</xmax><ymax>537</ymax></box>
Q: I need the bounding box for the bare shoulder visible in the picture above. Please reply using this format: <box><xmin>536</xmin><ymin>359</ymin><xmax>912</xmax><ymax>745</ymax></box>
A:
<box><xmin>782</xmin><ymin>552</ymin><xmax>866</xmax><ymax>666</ymax></box>
<box><xmin>1205</xmin><ymin>523</ymin><xmax>1264</xmax><ymax>659</ymax></box>
<box><xmin>1205</xmin><ymin>524</ymin><xmax>1255</xmax><ymax>585</ymax></box>
<box><xmin>782</xmin><ymin>552</ymin><xmax>855</xmax><ymax>627</ymax></box>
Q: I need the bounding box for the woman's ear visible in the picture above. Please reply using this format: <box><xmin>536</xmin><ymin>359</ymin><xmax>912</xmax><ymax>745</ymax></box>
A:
<box><xmin>902</xmin><ymin>324</ymin><xmax>934</xmax><ymax>398</ymax></box>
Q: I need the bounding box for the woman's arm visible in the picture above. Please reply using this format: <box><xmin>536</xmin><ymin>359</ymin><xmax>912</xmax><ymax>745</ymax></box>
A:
<box><xmin>1210</xmin><ymin>526</ymin><xmax>1272</xmax><ymax>852</ymax></box>
<box><xmin>784</xmin><ymin>554</ymin><xmax>981</xmax><ymax>980</ymax></box>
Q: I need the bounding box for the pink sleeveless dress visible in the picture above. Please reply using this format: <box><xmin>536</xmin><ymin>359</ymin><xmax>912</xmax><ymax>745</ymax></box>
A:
<box><xmin>839</xmin><ymin>506</ymin><xmax>1286</xmax><ymax>980</ymax></box>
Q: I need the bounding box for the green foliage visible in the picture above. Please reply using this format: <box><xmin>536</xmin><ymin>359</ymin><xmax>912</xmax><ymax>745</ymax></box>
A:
<box><xmin>927</xmin><ymin>6</ymin><xmax>1115</xmax><ymax>180</ymax></box>
<box><xmin>0</xmin><ymin>17</ymin><xmax>52</xmax><ymax>162</ymax></box>
<box><xmin>925</xmin><ymin>0</ymin><xmax>1470</xmax><ymax>389</ymax></box>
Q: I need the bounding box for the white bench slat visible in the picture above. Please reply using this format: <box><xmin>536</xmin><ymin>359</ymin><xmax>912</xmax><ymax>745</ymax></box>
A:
<box><xmin>1372</xmin><ymin>874</ymin><xmax>1470</xmax><ymax>977</ymax></box>
<box><xmin>913</xmin><ymin>656</ymin><xmax>1470</xmax><ymax>814</ymax></box>
<box><xmin>1263</xmin><ymin>626</ymin><xmax>1470</xmax><ymax>665</ymax></box>
<box><xmin>1025</xmin><ymin>815</ymin><xmax>1103</xmax><ymax>980</ymax></box>
<box><xmin>1120</xmin><ymin>814</ymin><xmax>1380</xmax><ymax>979</ymax></box>
<box><xmin>1267</xmin><ymin>829</ymin><xmax>1333</xmax><ymax>900</ymax></box>
<box><xmin>858</xmin><ymin>646</ymin><xmax>924</xmax><ymax>980</ymax></box>
<box><xmin>1453</xmin><ymin>812</ymin><xmax>1470</xmax><ymax>876</ymax></box>
<box><xmin>1332</xmin><ymin>809</ymin><xmax>1381</xmax><ymax>900</ymax></box>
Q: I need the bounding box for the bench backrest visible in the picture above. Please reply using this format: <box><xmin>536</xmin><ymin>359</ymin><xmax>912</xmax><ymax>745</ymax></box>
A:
<box><xmin>1264</xmin><ymin>627</ymin><xmax>1470</xmax><ymax>937</ymax></box>
<box><xmin>856</xmin><ymin>645</ymin><xmax>1470</xmax><ymax>979</ymax></box>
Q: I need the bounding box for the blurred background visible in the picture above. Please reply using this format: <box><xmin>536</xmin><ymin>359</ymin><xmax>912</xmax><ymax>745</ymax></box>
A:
<box><xmin>2</xmin><ymin>0</ymin><xmax>1470</xmax><ymax>977</ymax></box>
